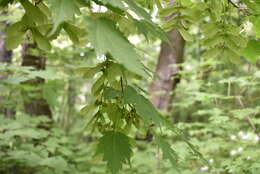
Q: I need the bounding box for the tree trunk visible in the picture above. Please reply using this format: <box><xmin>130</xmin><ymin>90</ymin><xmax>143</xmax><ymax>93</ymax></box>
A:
<box><xmin>64</xmin><ymin>77</ymin><xmax>76</xmax><ymax>134</ymax></box>
<box><xmin>21</xmin><ymin>44</ymin><xmax>52</xmax><ymax>118</ymax></box>
<box><xmin>0</xmin><ymin>12</ymin><xmax>12</xmax><ymax>63</ymax></box>
<box><xmin>0</xmin><ymin>20</ymin><xmax>15</xmax><ymax>117</ymax></box>
<box><xmin>0</xmin><ymin>34</ymin><xmax>12</xmax><ymax>63</ymax></box>
<box><xmin>138</xmin><ymin>28</ymin><xmax>185</xmax><ymax>142</ymax></box>
<box><xmin>149</xmin><ymin>28</ymin><xmax>185</xmax><ymax>111</ymax></box>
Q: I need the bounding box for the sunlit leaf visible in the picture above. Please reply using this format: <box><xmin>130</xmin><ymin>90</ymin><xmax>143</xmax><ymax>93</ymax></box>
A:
<box><xmin>86</xmin><ymin>17</ymin><xmax>147</xmax><ymax>77</ymax></box>
<box><xmin>241</xmin><ymin>40</ymin><xmax>260</xmax><ymax>63</ymax></box>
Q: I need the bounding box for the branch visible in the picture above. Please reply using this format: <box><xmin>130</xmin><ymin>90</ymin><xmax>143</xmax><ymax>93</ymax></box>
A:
<box><xmin>227</xmin><ymin>0</ymin><xmax>240</xmax><ymax>8</ymax></box>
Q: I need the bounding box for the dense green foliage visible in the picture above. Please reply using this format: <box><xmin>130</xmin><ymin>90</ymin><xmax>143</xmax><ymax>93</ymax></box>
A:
<box><xmin>0</xmin><ymin>0</ymin><xmax>260</xmax><ymax>174</ymax></box>
<box><xmin>0</xmin><ymin>115</ymin><xmax>91</xmax><ymax>174</ymax></box>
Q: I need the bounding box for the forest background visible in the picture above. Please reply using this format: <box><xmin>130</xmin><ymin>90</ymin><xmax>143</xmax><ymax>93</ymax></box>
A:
<box><xmin>0</xmin><ymin>0</ymin><xmax>260</xmax><ymax>174</ymax></box>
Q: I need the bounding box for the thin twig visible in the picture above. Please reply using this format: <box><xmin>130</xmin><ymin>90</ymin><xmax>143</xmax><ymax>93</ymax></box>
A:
<box><xmin>237</xmin><ymin>97</ymin><xmax>256</xmax><ymax>131</ymax></box>
<box><xmin>227</xmin><ymin>0</ymin><xmax>239</xmax><ymax>8</ymax></box>
<box><xmin>246</xmin><ymin>116</ymin><xmax>256</xmax><ymax>131</ymax></box>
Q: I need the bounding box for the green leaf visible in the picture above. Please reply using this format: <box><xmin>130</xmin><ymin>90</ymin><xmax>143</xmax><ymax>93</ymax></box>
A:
<box><xmin>75</xmin><ymin>0</ymin><xmax>90</xmax><ymax>7</ymax></box>
<box><xmin>3</xmin><ymin>128</ymin><xmax>49</xmax><ymax>139</ymax></box>
<box><xmin>49</xmin><ymin>0</ymin><xmax>81</xmax><ymax>32</ymax></box>
<box><xmin>155</xmin><ymin>0</ymin><xmax>162</xmax><ymax>9</ymax></box>
<box><xmin>178</xmin><ymin>28</ymin><xmax>193</xmax><ymax>41</ymax></box>
<box><xmin>80</xmin><ymin>104</ymin><xmax>98</xmax><ymax>118</ymax></box>
<box><xmin>91</xmin><ymin>74</ymin><xmax>105</xmax><ymax>96</ymax></box>
<box><xmin>202</xmin><ymin>47</ymin><xmax>222</xmax><ymax>59</ymax></box>
<box><xmin>243</xmin><ymin>0</ymin><xmax>260</xmax><ymax>14</ymax></box>
<box><xmin>5</xmin><ymin>31</ymin><xmax>25</xmax><ymax>50</ymax></box>
<box><xmin>37</xmin><ymin>24</ymin><xmax>53</xmax><ymax>35</ymax></box>
<box><xmin>96</xmin><ymin>131</ymin><xmax>133</xmax><ymax>174</ymax></box>
<box><xmin>92</xmin><ymin>0</ymin><xmax>125</xmax><ymax>14</ymax></box>
<box><xmin>201</xmin><ymin>22</ymin><xmax>219</xmax><ymax>38</ymax></box>
<box><xmin>124</xmin><ymin>86</ymin><xmax>163</xmax><ymax>125</ymax></box>
<box><xmin>0</xmin><ymin>121</ymin><xmax>23</xmax><ymax>131</ymax></box>
<box><xmin>3</xmin><ymin>75</ymin><xmax>31</xmax><ymax>84</ymax></box>
<box><xmin>135</xmin><ymin>19</ymin><xmax>169</xmax><ymax>42</ymax></box>
<box><xmin>39</xmin><ymin>157</ymin><xmax>68</xmax><ymax>171</ymax></box>
<box><xmin>225</xmin><ymin>49</ymin><xmax>241</xmax><ymax>64</ymax></box>
<box><xmin>86</xmin><ymin>17</ymin><xmax>147</xmax><ymax>77</ymax></box>
<box><xmin>31</xmin><ymin>29</ymin><xmax>52</xmax><ymax>51</ymax></box>
<box><xmin>203</xmin><ymin>35</ymin><xmax>224</xmax><ymax>47</ymax></box>
<box><xmin>42</xmin><ymin>81</ymin><xmax>60</xmax><ymax>106</ymax></box>
<box><xmin>251</xmin><ymin>16</ymin><xmax>260</xmax><ymax>38</ymax></box>
<box><xmin>227</xmin><ymin>35</ymin><xmax>247</xmax><ymax>48</ymax></box>
<box><xmin>159</xmin><ymin>5</ymin><xmax>181</xmax><ymax>17</ymax></box>
<box><xmin>20</xmin><ymin>0</ymin><xmax>47</xmax><ymax>24</ymax></box>
<box><xmin>101</xmin><ymin>0</ymin><xmax>125</xmax><ymax>8</ymax></box>
<box><xmin>0</xmin><ymin>0</ymin><xmax>13</xmax><ymax>7</ymax></box>
<box><xmin>75</xmin><ymin>63</ymin><xmax>104</xmax><ymax>78</ymax></box>
<box><xmin>6</xmin><ymin>21</ymin><xmax>24</xmax><ymax>36</ymax></box>
<box><xmin>155</xmin><ymin>135</ymin><xmax>180</xmax><ymax>172</ymax></box>
<box><xmin>225</xmin><ymin>36</ymin><xmax>241</xmax><ymax>55</ymax></box>
<box><xmin>102</xmin><ymin>103</ymin><xmax>122</xmax><ymax>124</ymax></box>
<box><xmin>63</xmin><ymin>22</ymin><xmax>83</xmax><ymax>44</ymax></box>
<box><xmin>21</xmin><ymin>14</ymin><xmax>34</xmax><ymax>27</ymax></box>
<box><xmin>180</xmin><ymin>0</ymin><xmax>193</xmax><ymax>6</ymax></box>
<box><xmin>104</xmin><ymin>87</ymin><xmax>121</xmax><ymax>100</ymax></box>
<box><xmin>123</xmin><ymin>0</ymin><xmax>151</xmax><ymax>20</ymax></box>
<box><xmin>107</xmin><ymin>63</ymin><xmax>123</xmax><ymax>82</ymax></box>
<box><xmin>5</xmin><ymin>21</ymin><xmax>26</xmax><ymax>50</ymax></box>
<box><xmin>241</xmin><ymin>40</ymin><xmax>260</xmax><ymax>63</ymax></box>
<box><xmin>30</xmin><ymin>70</ymin><xmax>60</xmax><ymax>80</ymax></box>
<box><xmin>37</xmin><ymin>2</ymin><xmax>52</xmax><ymax>17</ymax></box>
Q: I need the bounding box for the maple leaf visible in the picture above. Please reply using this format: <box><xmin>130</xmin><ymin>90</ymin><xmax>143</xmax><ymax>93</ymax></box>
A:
<box><xmin>155</xmin><ymin>135</ymin><xmax>180</xmax><ymax>173</ymax></box>
<box><xmin>49</xmin><ymin>0</ymin><xmax>80</xmax><ymax>32</ymax></box>
<box><xmin>96</xmin><ymin>131</ymin><xmax>133</xmax><ymax>174</ymax></box>
<box><xmin>123</xmin><ymin>86</ymin><xmax>164</xmax><ymax>125</ymax></box>
<box><xmin>123</xmin><ymin>0</ymin><xmax>151</xmax><ymax>20</ymax></box>
<box><xmin>86</xmin><ymin>17</ymin><xmax>147</xmax><ymax>77</ymax></box>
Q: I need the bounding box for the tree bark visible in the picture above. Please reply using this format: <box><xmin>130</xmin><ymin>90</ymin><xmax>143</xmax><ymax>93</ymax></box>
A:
<box><xmin>138</xmin><ymin>28</ymin><xmax>185</xmax><ymax>142</ymax></box>
<box><xmin>63</xmin><ymin>77</ymin><xmax>76</xmax><ymax>134</ymax></box>
<box><xmin>149</xmin><ymin>28</ymin><xmax>185</xmax><ymax>111</ymax></box>
<box><xmin>0</xmin><ymin>20</ymin><xmax>15</xmax><ymax>117</ymax></box>
<box><xmin>0</xmin><ymin>34</ymin><xmax>12</xmax><ymax>63</ymax></box>
<box><xmin>21</xmin><ymin>44</ymin><xmax>52</xmax><ymax>118</ymax></box>
<box><xmin>0</xmin><ymin>12</ymin><xmax>12</xmax><ymax>63</ymax></box>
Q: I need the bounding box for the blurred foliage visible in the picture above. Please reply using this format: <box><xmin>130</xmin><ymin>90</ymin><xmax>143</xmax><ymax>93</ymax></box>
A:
<box><xmin>0</xmin><ymin>0</ymin><xmax>260</xmax><ymax>174</ymax></box>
